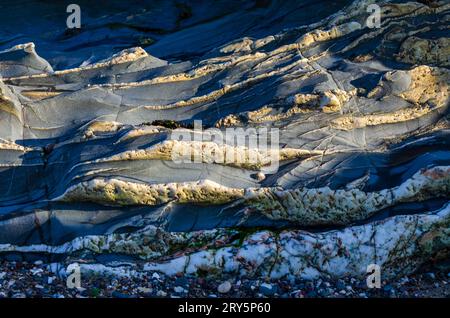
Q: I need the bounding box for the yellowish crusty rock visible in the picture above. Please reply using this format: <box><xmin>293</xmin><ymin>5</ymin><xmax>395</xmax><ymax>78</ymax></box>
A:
<box><xmin>296</xmin><ymin>22</ymin><xmax>362</xmax><ymax>49</ymax></box>
<box><xmin>20</xmin><ymin>90</ymin><xmax>62</xmax><ymax>101</ymax></box>
<box><xmin>115</xmin><ymin>125</ymin><xmax>165</xmax><ymax>142</ymax></box>
<box><xmin>56</xmin><ymin>178</ymin><xmax>245</xmax><ymax>206</ymax></box>
<box><xmin>331</xmin><ymin>104</ymin><xmax>435</xmax><ymax>130</ymax></box>
<box><xmin>215</xmin><ymin>114</ymin><xmax>242</xmax><ymax>127</ymax></box>
<box><xmin>337</xmin><ymin>65</ymin><xmax>450</xmax><ymax>131</ymax></box>
<box><xmin>397</xmin><ymin>37</ymin><xmax>450</xmax><ymax>67</ymax></box>
<box><xmin>397</xmin><ymin>65</ymin><xmax>449</xmax><ymax>107</ymax></box>
<box><xmin>292</xmin><ymin>88</ymin><xmax>356</xmax><ymax>113</ymax></box>
<box><xmin>95</xmin><ymin>139</ymin><xmax>321</xmax><ymax>170</ymax></box>
<box><xmin>244</xmin><ymin>105</ymin><xmax>310</xmax><ymax>123</ymax></box>
<box><xmin>0</xmin><ymin>86</ymin><xmax>21</xmax><ymax>119</ymax></box>
<box><xmin>0</xmin><ymin>141</ymin><xmax>32</xmax><ymax>152</ymax></box>
<box><xmin>83</xmin><ymin>120</ymin><xmax>122</xmax><ymax>139</ymax></box>
<box><xmin>220</xmin><ymin>37</ymin><xmax>254</xmax><ymax>54</ymax></box>
<box><xmin>244</xmin><ymin>166</ymin><xmax>450</xmax><ymax>225</ymax></box>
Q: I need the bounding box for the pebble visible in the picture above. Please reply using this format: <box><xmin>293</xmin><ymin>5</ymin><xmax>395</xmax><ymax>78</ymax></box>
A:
<box><xmin>425</xmin><ymin>272</ymin><xmax>436</xmax><ymax>281</ymax></box>
<box><xmin>156</xmin><ymin>290</ymin><xmax>167</xmax><ymax>297</ymax></box>
<box><xmin>0</xmin><ymin>260</ymin><xmax>447</xmax><ymax>298</ymax></box>
<box><xmin>30</xmin><ymin>268</ymin><xmax>43</xmax><ymax>275</ymax></box>
<box><xmin>173</xmin><ymin>286</ymin><xmax>185</xmax><ymax>294</ymax></box>
<box><xmin>152</xmin><ymin>272</ymin><xmax>160</xmax><ymax>280</ymax></box>
<box><xmin>138</xmin><ymin>287</ymin><xmax>152</xmax><ymax>294</ymax></box>
<box><xmin>255</xmin><ymin>172</ymin><xmax>266</xmax><ymax>181</ymax></box>
<box><xmin>259</xmin><ymin>283</ymin><xmax>277</xmax><ymax>296</ymax></box>
<box><xmin>112</xmin><ymin>291</ymin><xmax>130</xmax><ymax>298</ymax></box>
<box><xmin>218</xmin><ymin>281</ymin><xmax>232</xmax><ymax>294</ymax></box>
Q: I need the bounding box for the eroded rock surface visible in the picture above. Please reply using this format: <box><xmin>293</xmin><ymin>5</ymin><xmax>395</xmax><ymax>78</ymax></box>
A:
<box><xmin>0</xmin><ymin>0</ymin><xmax>448</xmax><ymax>281</ymax></box>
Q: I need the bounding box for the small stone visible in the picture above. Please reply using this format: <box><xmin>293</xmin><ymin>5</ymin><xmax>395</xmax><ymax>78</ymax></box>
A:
<box><xmin>255</xmin><ymin>172</ymin><xmax>266</xmax><ymax>181</ymax></box>
<box><xmin>383</xmin><ymin>284</ymin><xmax>393</xmax><ymax>292</ymax></box>
<box><xmin>156</xmin><ymin>290</ymin><xmax>167</xmax><ymax>297</ymax></box>
<box><xmin>30</xmin><ymin>268</ymin><xmax>43</xmax><ymax>275</ymax></box>
<box><xmin>259</xmin><ymin>283</ymin><xmax>277</xmax><ymax>296</ymax></box>
<box><xmin>152</xmin><ymin>272</ymin><xmax>160</xmax><ymax>280</ymax></box>
<box><xmin>138</xmin><ymin>287</ymin><xmax>152</xmax><ymax>294</ymax></box>
<box><xmin>173</xmin><ymin>286</ymin><xmax>185</xmax><ymax>293</ymax></box>
<box><xmin>424</xmin><ymin>272</ymin><xmax>436</xmax><ymax>281</ymax></box>
<box><xmin>218</xmin><ymin>281</ymin><xmax>232</xmax><ymax>294</ymax></box>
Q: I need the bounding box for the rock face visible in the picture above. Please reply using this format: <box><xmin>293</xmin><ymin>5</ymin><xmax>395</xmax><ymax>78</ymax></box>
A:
<box><xmin>0</xmin><ymin>0</ymin><xmax>449</xmax><ymax>282</ymax></box>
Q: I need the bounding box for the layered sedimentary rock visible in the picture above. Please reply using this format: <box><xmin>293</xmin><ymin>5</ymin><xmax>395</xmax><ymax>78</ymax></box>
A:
<box><xmin>0</xmin><ymin>0</ymin><xmax>449</xmax><ymax>280</ymax></box>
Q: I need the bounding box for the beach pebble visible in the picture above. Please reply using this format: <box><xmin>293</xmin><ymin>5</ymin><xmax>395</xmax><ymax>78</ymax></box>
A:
<box><xmin>218</xmin><ymin>281</ymin><xmax>232</xmax><ymax>294</ymax></box>
<box><xmin>259</xmin><ymin>283</ymin><xmax>277</xmax><ymax>296</ymax></box>
<box><xmin>173</xmin><ymin>286</ymin><xmax>185</xmax><ymax>294</ymax></box>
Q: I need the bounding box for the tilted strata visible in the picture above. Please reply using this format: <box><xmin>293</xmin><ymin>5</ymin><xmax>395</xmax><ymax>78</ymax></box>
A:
<box><xmin>0</xmin><ymin>0</ymin><xmax>449</xmax><ymax>281</ymax></box>
<box><xmin>6</xmin><ymin>202</ymin><xmax>445</xmax><ymax>280</ymax></box>
<box><xmin>244</xmin><ymin>166</ymin><xmax>450</xmax><ymax>225</ymax></box>
<box><xmin>54</xmin><ymin>166</ymin><xmax>450</xmax><ymax>226</ymax></box>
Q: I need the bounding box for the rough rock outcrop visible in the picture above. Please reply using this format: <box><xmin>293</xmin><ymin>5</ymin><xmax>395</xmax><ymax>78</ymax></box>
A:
<box><xmin>0</xmin><ymin>0</ymin><xmax>448</xmax><ymax>281</ymax></box>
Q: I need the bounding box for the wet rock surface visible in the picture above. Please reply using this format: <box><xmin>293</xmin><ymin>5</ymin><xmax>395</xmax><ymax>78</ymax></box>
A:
<box><xmin>0</xmin><ymin>0</ymin><xmax>449</xmax><ymax>297</ymax></box>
